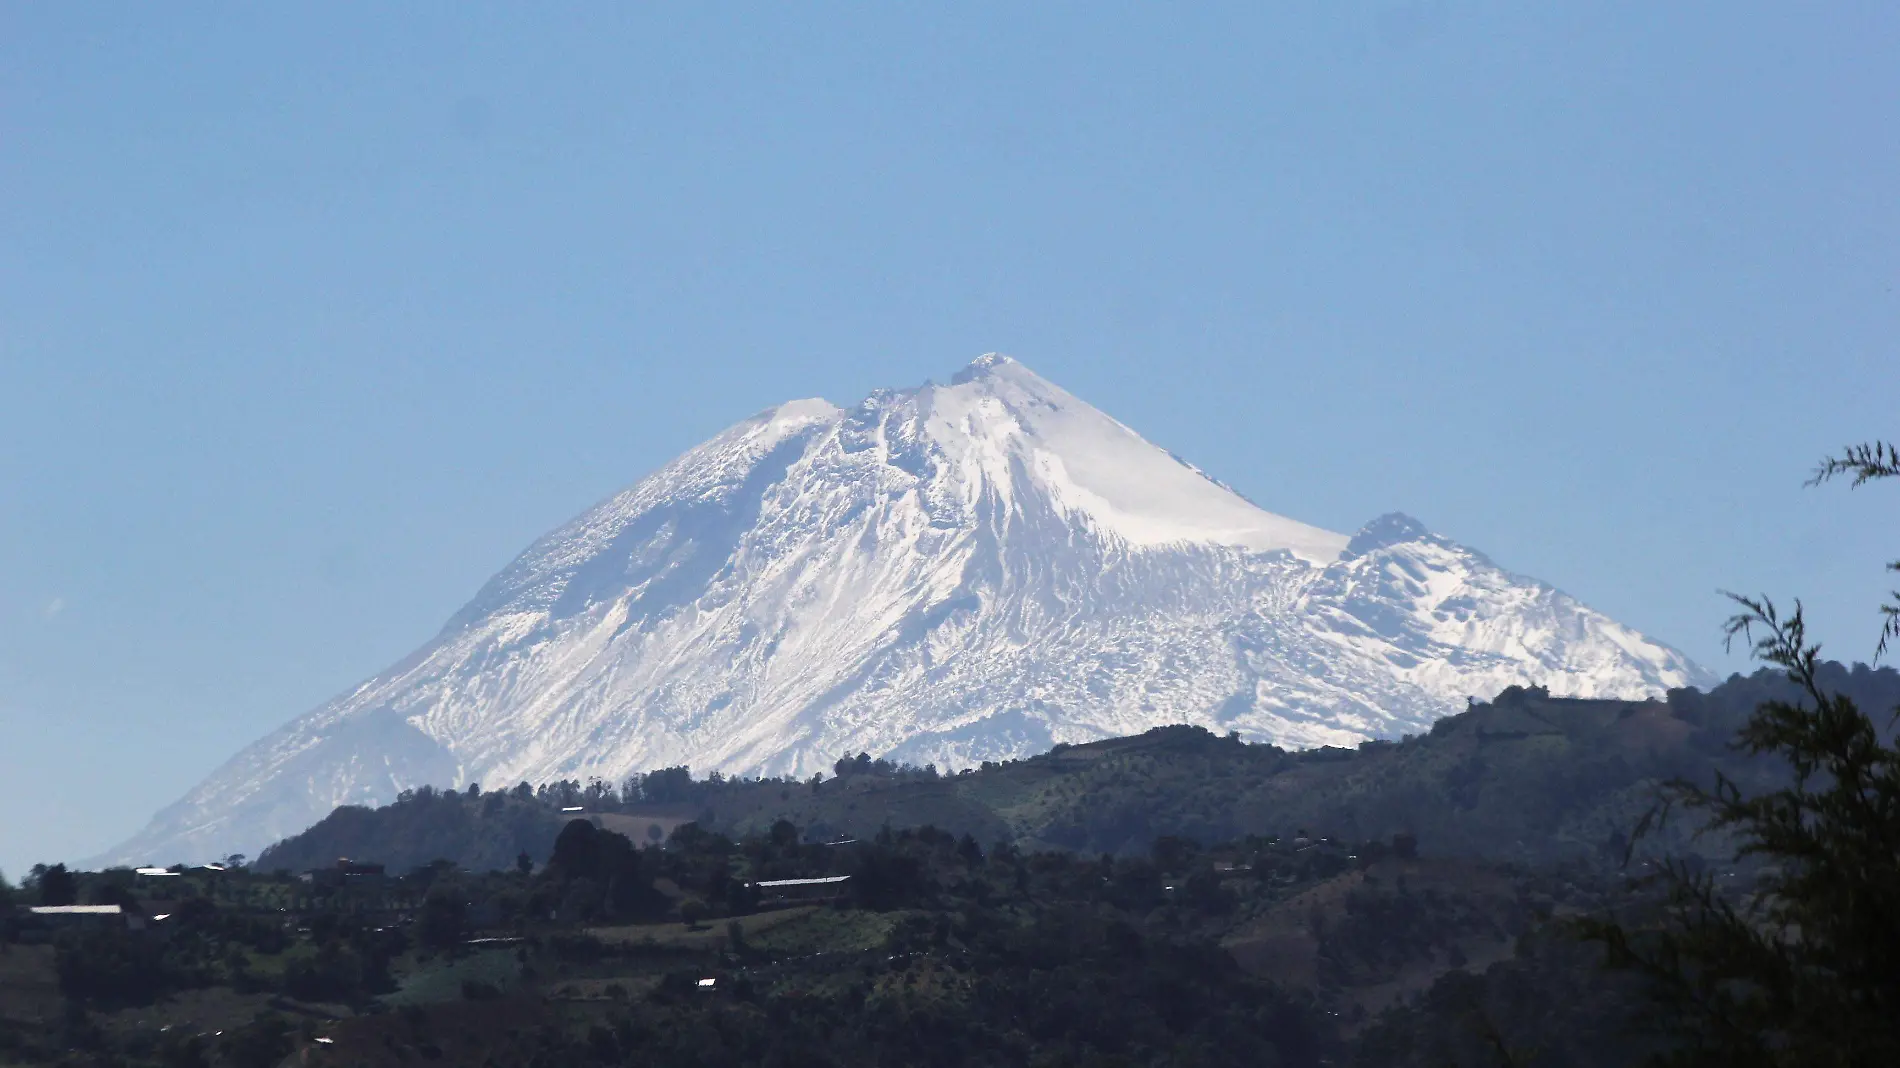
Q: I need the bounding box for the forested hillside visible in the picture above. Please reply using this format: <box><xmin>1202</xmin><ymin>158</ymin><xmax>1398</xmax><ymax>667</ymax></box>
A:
<box><xmin>5</xmin><ymin>813</ymin><xmax>1649</xmax><ymax>1066</ymax></box>
<box><xmin>253</xmin><ymin>787</ymin><xmax>566</xmax><ymax>875</ymax></box>
<box><xmin>255</xmin><ymin>664</ymin><xmax>1900</xmax><ymax>877</ymax></box>
<box><xmin>16</xmin><ymin>664</ymin><xmax>1898</xmax><ymax>1065</ymax></box>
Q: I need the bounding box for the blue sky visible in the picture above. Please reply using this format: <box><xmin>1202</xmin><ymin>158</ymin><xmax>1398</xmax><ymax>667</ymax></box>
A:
<box><xmin>3</xmin><ymin>4</ymin><xmax>1896</xmax><ymax>875</ymax></box>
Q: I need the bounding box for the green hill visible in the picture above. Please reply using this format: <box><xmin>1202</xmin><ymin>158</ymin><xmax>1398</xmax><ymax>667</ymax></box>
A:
<box><xmin>258</xmin><ymin>664</ymin><xmax>1900</xmax><ymax>876</ymax></box>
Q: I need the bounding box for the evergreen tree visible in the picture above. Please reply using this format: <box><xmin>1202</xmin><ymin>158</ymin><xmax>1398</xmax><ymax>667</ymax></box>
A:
<box><xmin>417</xmin><ymin>891</ymin><xmax>467</xmax><ymax>952</ymax></box>
<box><xmin>1583</xmin><ymin>439</ymin><xmax>1900</xmax><ymax>1066</ymax></box>
<box><xmin>1812</xmin><ymin>440</ymin><xmax>1900</xmax><ymax>656</ymax></box>
<box><xmin>30</xmin><ymin>863</ymin><xmax>78</xmax><ymax>907</ymax></box>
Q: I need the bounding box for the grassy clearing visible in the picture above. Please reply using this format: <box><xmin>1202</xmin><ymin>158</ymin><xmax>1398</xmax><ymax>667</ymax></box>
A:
<box><xmin>545</xmin><ymin>976</ymin><xmax>659</xmax><ymax>1001</ymax></box>
<box><xmin>385</xmin><ymin>947</ymin><xmax>524</xmax><ymax>1006</ymax></box>
<box><xmin>581</xmin><ymin>904</ymin><xmax>899</xmax><ymax>958</ymax></box>
<box><xmin>587</xmin><ymin>904</ymin><xmax>819</xmax><ymax>949</ymax></box>
<box><xmin>95</xmin><ymin>987</ymin><xmax>288</xmax><ymax>1041</ymax></box>
<box><xmin>746</xmin><ymin>907</ymin><xmax>903</xmax><ymax>957</ymax></box>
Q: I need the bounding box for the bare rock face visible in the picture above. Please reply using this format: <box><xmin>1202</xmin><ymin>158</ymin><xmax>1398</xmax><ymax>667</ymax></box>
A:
<box><xmin>103</xmin><ymin>355</ymin><xmax>1710</xmax><ymax>864</ymax></box>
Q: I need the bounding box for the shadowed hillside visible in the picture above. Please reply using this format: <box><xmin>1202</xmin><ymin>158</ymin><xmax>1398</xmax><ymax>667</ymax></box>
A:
<box><xmin>256</xmin><ymin>788</ymin><xmax>565</xmax><ymax>876</ymax></box>
<box><xmin>255</xmin><ymin>664</ymin><xmax>1900</xmax><ymax>877</ymax></box>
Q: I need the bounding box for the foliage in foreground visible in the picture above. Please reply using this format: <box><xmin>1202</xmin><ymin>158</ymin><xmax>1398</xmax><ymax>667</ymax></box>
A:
<box><xmin>1579</xmin><ymin>439</ymin><xmax>1900</xmax><ymax>1066</ymax></box>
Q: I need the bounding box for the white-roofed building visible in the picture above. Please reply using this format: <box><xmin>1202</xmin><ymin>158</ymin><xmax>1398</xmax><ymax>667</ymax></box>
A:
<box><xmin>747</xmin><ymin>874</ymin><xmax>852</xmax><ymax>903</ymax></box>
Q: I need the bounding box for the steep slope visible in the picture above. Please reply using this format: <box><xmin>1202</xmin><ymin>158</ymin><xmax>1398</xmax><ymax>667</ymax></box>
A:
<box><xmin>103</xmin><ymin>355</ymin><xmax>1711</xmax><ymax>864</ymax></box>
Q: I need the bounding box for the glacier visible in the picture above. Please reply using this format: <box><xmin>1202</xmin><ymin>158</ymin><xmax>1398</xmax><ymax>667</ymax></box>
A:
<box><xmin>100</xmin><ymin>354</ymin><xmax>1713</xmax><ymax>865</ymax></box>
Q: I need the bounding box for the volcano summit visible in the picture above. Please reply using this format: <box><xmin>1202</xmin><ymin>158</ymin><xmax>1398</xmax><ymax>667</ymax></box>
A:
<box><xmin>106</xmin><ymin>355</ymin><xmax>1710</xmax><ymax>863</ymax></box>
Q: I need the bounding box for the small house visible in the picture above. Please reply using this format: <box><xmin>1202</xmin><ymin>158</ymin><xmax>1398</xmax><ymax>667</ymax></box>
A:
<box><xmin>29</xmin><ymin>904</ymin><xmax>125</xmax><ymax>919</ymax></box>
<box><xmin>301</xmin><ymin>858</ymin><xmax>388</xmax><ymax>888</ymax></box>
<box><xmin>748</xmin><ymin>875</ymin><xmax>851</xmax><ymax>904</ymax></box>
<box><xmin>26</xmin><ymin>904</ymin><xmax>144</xmax><ymax>930</ymax></box>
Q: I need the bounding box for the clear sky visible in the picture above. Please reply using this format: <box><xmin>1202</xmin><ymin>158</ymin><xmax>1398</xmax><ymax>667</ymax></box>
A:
<box><xmin>3</xmin><ymin>4</ymin><xmax>1896</xmax><ymax>876</ymax></box>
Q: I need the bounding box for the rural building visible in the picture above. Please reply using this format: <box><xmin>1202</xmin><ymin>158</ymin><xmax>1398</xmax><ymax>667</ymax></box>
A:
<box><xmin>299</xmin><ymin>858</ymin><xmax>388</xmax><ymax>888</ymax></box>
<box><xmin>748</xmin><ymin>874</ymin><xmax>851</xmax><ymax>904</ymax></box>
<box><xmin>23</xmin><ymin>904</ymin><xmax>147</xmax><ymax>931</ymax></box>
<box><xmin>28</xmin><ymin>905</ymin><xmax>125</xmax><ymax>919</ymax></box>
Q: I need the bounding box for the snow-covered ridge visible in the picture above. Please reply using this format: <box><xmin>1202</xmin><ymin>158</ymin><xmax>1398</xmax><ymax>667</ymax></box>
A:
<box><xmin>921</xmin><ymin>354</ymin><xmax>1349</xmax><ymax>561</ymax></box>
<box><xmin>100</xmin><ymin>354</ymin><xmax>1712</xmax><ymax>865</ymax></box>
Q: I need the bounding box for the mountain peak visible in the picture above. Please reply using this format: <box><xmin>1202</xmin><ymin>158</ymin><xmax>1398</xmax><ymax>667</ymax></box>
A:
<box><xmin>950</xmin><ymin>351</ymin><xmax>1020</xmax><ymax>385</ymax></box>
<box><xmin>922</xmin><ymin>356</ymin><xmax>1348</xmax><ymax>561</ymax></box>
<box><xmin>100</xmin><ymin>357</ymin><xmax>1713</xmax><ymax>866</ymax></box>
<box><xmin>1346</xmin><ymin>512</ymin><xmax>1434</xmax><ymax>556</ymax></box>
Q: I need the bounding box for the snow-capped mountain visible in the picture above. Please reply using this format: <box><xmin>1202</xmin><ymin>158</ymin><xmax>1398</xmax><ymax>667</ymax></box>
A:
<box><xmin>103</xmin><ymin>355</ymin><xmax>1712</xmax><ymax>864</ymax></box>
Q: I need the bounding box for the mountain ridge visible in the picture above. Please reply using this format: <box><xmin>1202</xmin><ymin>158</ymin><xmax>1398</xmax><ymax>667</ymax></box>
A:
<box><xmin>254</xmin><ymin>664</ymin><xmax>1900</xmax><ymax>877</ymax></box>
<box><xmin>101</xmin><ymin>354</ymin><xmax>1712</xmax><ymax>865</ymax></box>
